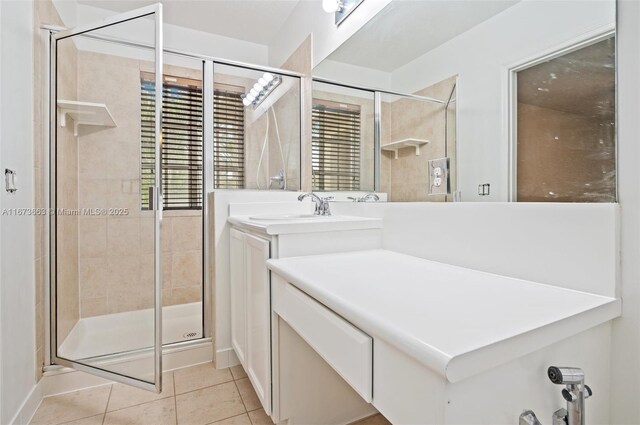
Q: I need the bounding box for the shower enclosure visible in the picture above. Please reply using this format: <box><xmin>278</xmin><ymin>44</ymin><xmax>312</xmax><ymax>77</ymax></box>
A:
<box><xmin>48</xmin><ymin>4</ymin><xmax>301</xmax><ymax>392</ymax></box>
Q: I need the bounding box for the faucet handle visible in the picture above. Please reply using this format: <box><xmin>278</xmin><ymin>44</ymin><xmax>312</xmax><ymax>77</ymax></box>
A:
<box><xmin>519</xmin><ymin>410</ymin><xmax>542</xmax><ymax>425</ymax></box>
<box><xmin>552</xmin><ymin>408</ymin><xmax>568</xmax><ymax>425</ymax></box>
<box><xmin>584</xmin><ymin>385</ymin><xmax>593</xmax><ymax>399</ymax></box>
<box><xmin>562</xmin><ymin>388</ymin><xmax>576</xmax><ymax>402</ymax></box>
<box><xmin>319</xmin><ymin>196</ymin><xmax>333</xmax><ymax>216</ymax></box>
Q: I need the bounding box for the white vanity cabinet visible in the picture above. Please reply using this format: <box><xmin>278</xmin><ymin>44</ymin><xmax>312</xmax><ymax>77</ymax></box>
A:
<box><xmin>230</xmin><ymin>229</ymin><xmax>247</xmax><ymax>367</ymax></box>
<box><xmin>228</xmin><ymin>213</ymin><xmax>383</xmax><ymax>421</ymax></box>
<box><xmin>267</xmin><ymin>250</ymin><xmax>622</xmax><ymax>425</ymax></box>
<box><xmin>230</xmin><ymin>228</ymin><xmax>272</xmax><ymax>415</ymax></box>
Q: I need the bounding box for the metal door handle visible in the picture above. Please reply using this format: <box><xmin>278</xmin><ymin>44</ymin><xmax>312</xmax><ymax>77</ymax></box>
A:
<box><xmin>148</xmin><ymin>186</ymin><xmax>156</xmax><ymax>210</ymax></box>
<box><xmin>148</xmin><ymin>186</ymin><xmax>162</xmax><ymax>210</ymax></box>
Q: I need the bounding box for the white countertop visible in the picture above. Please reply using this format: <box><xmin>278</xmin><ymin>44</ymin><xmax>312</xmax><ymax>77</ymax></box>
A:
<box><xmin>228</xmin><ymin>214</ymin><xmax>383</xmax><ymax>235</ymax></box>
<box><xmin>267</xmin><ymin>250</ymin><xmax>621</xmax><ymax>383</ymax></box>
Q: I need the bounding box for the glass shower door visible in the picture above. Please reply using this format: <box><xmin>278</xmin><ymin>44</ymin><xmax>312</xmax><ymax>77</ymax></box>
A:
<box><xmin>51</xmin><ymin>4</ymin><xmax>164</xmax><ymax>392</ymax></box>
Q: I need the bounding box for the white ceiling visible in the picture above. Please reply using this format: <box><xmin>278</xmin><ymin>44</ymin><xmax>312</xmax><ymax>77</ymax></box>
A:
<box><xmin>76</xmin><ymin>0</ymin><xmax>301</xmax><ymax>44</ymax></box>
<box><xmin>327</xmin><ymin>0</ymin><xmax>520</xmax><ymax>72</ymax></box>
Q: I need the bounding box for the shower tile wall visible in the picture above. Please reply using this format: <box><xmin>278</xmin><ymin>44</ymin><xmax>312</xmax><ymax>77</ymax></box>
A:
<box><xmin>380</xmin><ymin>76</ymin><xmax>457</xmax><ymax>202</ymax></box>
<box><xmin>76</xmin><ymin>51</ymin><xmax>203</xmax><ymax>317</ymax></box>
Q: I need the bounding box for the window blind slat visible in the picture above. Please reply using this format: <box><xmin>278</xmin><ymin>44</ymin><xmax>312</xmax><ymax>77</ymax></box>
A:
<box><xmin>312</xmin><ymin>102</ymin><xmax>361</xmax><ymax>191</ymax></box>
<box><xmin>141</xmin><ymin>74</ymin><xmax>246</xmax><ymax>210</ymax></box>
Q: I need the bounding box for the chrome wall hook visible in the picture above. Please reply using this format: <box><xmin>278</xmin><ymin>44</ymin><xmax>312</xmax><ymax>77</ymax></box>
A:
<box><xmin>5</xmin><ymin>169</ymin><xmax>17</xmax><ymax>193</ymax></box>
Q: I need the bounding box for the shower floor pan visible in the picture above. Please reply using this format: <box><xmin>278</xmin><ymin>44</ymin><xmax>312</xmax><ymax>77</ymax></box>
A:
<box><xmin>58</xmin><ymin>302</ymin><xmax>202</xmax><ymax>361</ymax></box>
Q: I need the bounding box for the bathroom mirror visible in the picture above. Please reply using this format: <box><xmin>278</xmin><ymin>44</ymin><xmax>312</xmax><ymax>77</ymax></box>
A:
<box><xmin>313</xmin><ymin>0</ymin><xmax>616</xmax><ymax>202</ymax></box>
<box><xmin>214</xmin><ymin>63</ymin><xmax>302</xmax><ymax>191</ymax></box>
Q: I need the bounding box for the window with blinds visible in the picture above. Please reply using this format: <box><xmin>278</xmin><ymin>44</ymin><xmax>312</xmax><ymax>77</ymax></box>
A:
<box><xmin>311</xmin><ymin>101</ymin><xmax>361</xmax><ymax>191</ymax></box>
<box><xmin>140</xmin><ymin>74</ymin><xmax>245</xmax><ymax>210</ymax></box>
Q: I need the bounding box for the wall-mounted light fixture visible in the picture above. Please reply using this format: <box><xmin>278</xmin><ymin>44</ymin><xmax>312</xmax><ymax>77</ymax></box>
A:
<box><xmin>241</xmin><ymin>72</ymin><xmax>282</xmax><ymax>109</ymax></box>
<box><xmin>322</xmin><ymin>0</ymin><xmax>365</xmax><ymax>26</ymax></box>
<box><xmin>322</xmin><ymin>0</ymin><xmax>342</xmax><ymax>13</ymax></box>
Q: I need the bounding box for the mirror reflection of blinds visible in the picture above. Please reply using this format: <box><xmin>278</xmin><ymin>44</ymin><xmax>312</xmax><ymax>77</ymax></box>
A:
<box><xmin>312</xmin><ymin>103</ymin><xmax>361</xmax><ymax>191</ymax></box>
<box><xmin>141</xmin><ymin>75</ymin><xmax>246</xmax><ymax>210</ymax></box>
<box><xmin>214</xmin><ymin>89</ymin><xmax>245</xmax><ymax>189</ymax></box>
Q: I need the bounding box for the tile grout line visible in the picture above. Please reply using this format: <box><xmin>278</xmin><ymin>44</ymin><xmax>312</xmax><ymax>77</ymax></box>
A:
<box><xmin>229</xmin><ymin>368</ymin><xmax>264</xmax><ymax>425</ymax></box>
<box><xmin>102</xmin><ymin>393</ymin><xmax>175</xmax><ymax>414</ymax></box>
<box><xmin>203</xmin><ymin>412</ymin><xmax>251</xmax><ymax>425</ymax></box>
<box><xmin>44</xmin><ymin>386</ymin><xmax>113</xmax><ymax>425</ymax></box>
<box><xmin>102</xmin><ymin>368</ymin><xmax>234</xmax><ymax>417</ymax></box>
<box><xmin>100</xmin><ymin>372</ymin><xmax>179</xmax><ymax>417</ymax></box>
<box><xmin>173</xmin><ymin>372</ymin><xmax>178</xmax><ymax>425</ymax></box>
<box><xmin>102</xmin><ymin>384</ymin><xmax>113</xmax><ymax>425</ymax></box>
<box><xmin>174</xmin><ymin>367</ymin><xmax>245</xmax><ymax>424</ymax></box>
<box><xmin>232</xmin><ymin>379</ymin><xmax>250</xmax><ymax>415</ymax></box>
<box><xmin>51</xmin><ymin>366</ymin><xmax>242</xmax><ymax>425</ymax></box>
<box><xmin>235</xmin><ymin>378</ymin><xmax>262</xmax><ymax>414</ymax></box>
<box><xmin>173</xmin><ymin>375</ymin><xmax>235</xmax><ymax>397</ymax></box>
<box><xmin>230</xmin><ymin>371</ymin><xmax>266</xmax><ymax>424</ymax></box>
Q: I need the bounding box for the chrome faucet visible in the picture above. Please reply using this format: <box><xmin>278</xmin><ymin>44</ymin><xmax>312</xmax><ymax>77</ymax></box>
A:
<box><xmin>347</xmin><ymin>193</ymin><xmax>380</xmax><ymax>202</ymax></box>
<box><xmin>269</xmin><ymin>169</ymin><xmax>285</xmax><ymax>189</ymax></box>
<box><xmin>548</xmin><ymin>366</ymin><xmax>591</xmax><ymax>425</ymax></box>
<box><xmin>519</xmin><ymin>366</ymin><xmax>592</xmax><ymax>425</ymax></box>
<box><xmin>298</xmin><ymin>192</ymin><xmax>333</xmax><ymax>216</ymax></box>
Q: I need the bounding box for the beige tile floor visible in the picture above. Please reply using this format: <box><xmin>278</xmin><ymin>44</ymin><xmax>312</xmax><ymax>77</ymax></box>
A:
<box><xmin>29</xmin><ymin>363</ymin><xmax>390</xmax><ymax>425</ymax></box>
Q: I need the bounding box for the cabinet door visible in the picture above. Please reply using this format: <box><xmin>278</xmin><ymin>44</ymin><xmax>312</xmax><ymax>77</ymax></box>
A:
<box><xmin>230</xmin><ymin>229</ymin><xmax>247</xmax><ymax>367</ymax></box>
<box><xmin>245</xmin><ymin>233</ymin><xmax>272</xmax><ymax>415</ymax></box>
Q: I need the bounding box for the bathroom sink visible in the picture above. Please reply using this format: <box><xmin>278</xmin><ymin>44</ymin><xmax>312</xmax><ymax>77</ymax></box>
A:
<box><xmin>249</xmin><ymin>213</ymin><xmax>324</xmax><ymax>221</ymax></box>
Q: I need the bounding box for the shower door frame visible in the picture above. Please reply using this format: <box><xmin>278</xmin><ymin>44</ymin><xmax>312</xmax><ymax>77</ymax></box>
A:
<box><xmin>49</xmin><ymin>4</ymin><xmax>165</xmax><ymax>392</ymax></box>
<box><xmin>45</xmin><ymin>14</ymin><xmax>305</xmax><ymax>384</ymax></box>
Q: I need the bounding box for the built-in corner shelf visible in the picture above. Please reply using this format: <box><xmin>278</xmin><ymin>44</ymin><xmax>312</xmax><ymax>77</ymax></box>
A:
<box><xmin>57</xmin><ymin>100</ymin><xmax>116</xmax><ymax>136</ymax></box>
<box><xmin>381</xmin><ymin>138</ymin><xmax>429</xmax><ymax>159</ymax></box>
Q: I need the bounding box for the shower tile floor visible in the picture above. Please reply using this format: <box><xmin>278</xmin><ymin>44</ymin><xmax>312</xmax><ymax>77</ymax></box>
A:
<box><xmin>29</xmin><ymin>362</ymin><xmax>390</xmax><ymax>425</ymax></box>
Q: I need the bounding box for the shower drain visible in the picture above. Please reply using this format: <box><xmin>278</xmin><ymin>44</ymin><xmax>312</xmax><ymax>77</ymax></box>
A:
<box><xmin>183</xmin><ymin>331</ymin><xmax>199</xmax><ymax>338</ymax></box>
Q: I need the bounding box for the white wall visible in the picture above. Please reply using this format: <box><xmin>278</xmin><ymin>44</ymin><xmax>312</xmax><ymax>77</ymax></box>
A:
<box><xmin>611</xmin><ymin>0</ymin><xmax>640</xmax><ymax>421</ymax></box>
<box><xmin>1</xmin><ymin>2</ymin><xmax>4</xmax><ymax>419</ymax></box>
<box><xmin>313</xmin><ymin>59</ymin><xmax>391</xmax><ymax>90</ymax></box>
<box><xmin>268</xmin><ymin>0</ymin><xmax>392</xmax><ymax>68</ymax></box>
<box><xmin>333</xmin><ymin>202</ymin><xmax>618</xmax><ymax>297</ymax></box>
<box><xmin>52</xmin><ymin>1</ymin><xmax>269</xmax><ymax>65</ymax></box>
<box><xmin>390</xmin><ymin>0</ymin><xmax>615</xmax><ymax>202</ymax></box>
<box><xmin>0</xmin><ymin>1</ymin><xmax>37</xmax><ymax>424</ymax></box>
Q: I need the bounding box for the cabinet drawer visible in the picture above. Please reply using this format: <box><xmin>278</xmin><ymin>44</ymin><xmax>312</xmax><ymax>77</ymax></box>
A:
<box><xmin>272</xmin><ymin>274</ymin><xmax>373</xmax><ymax>402</ymax></box>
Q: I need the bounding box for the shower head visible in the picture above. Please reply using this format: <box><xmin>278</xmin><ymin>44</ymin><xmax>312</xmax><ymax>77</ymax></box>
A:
<box><xmin>242</xmin><ymin>72</ymin><xmax>282</xmax><ymax>108</ymax></box>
